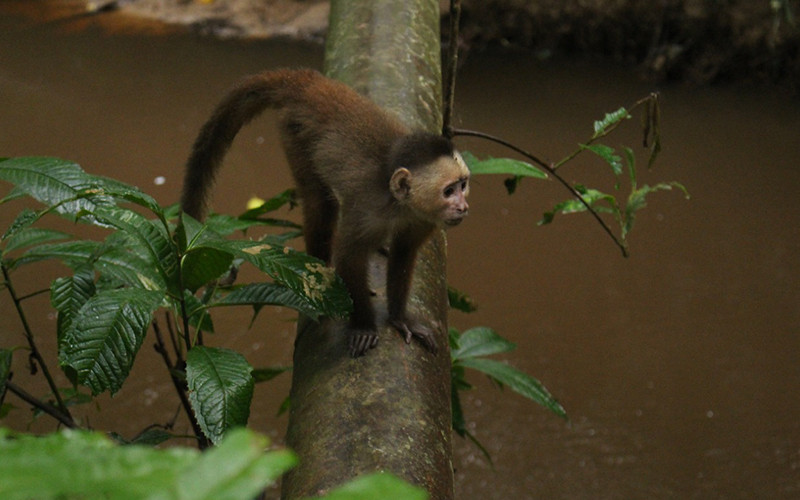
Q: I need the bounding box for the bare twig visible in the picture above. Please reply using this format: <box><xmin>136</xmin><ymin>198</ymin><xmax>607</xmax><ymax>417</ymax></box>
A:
<box><xmin>442</xmin><ymin>0</ymin><xmax>462</xmax><ymax>138</ymax></box>
<box><xmin>452</xmin><ymin>128</ymin><xmax>629</xmax><ymax>257</ymax></box>
<box><xmin>6</xmin><ymin>381</ymin><xmax>77</xmax><ymax>429</ymax></box>
<box><xmin>152</xmin><ymin>317</ymin><xmax>209</xmax><ymax>449</ymax></box>
<box><xmin>1</xmin><ymin>264</ymin><xmax>76</xmax><ymax>421</ymax></box>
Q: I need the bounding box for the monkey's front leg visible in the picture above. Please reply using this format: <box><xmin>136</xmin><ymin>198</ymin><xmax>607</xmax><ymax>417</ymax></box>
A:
<box><xmin>333</xmin><ymin>231</ymin><xmax>381</xmax><ymax>357</ymax></box>
<box><xmin>386</xmin><ymin>227</ymin><xmax>439</xmax><ymax>354</ymax></box>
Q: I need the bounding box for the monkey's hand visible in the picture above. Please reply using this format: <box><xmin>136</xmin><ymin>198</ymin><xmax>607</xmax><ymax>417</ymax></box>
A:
<box><xmin>389</xmin><ymin>317</ymin><xmax>439</xmax><ymax>355</ymax></box>
<box><xmin>349</xmin><ymin>330</ymin><xmax>379</xmax><ymax>357</ymax></box>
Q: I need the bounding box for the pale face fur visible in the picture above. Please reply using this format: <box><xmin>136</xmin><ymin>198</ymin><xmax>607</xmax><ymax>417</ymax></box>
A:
<box><xmin>390</xmin><ymin>152</ymin><xmax>470</xmax><ymax>227</ymax></box>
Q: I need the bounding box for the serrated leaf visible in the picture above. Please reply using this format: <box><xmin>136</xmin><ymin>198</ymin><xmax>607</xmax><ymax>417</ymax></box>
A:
<box><xmin>622</xmin><ymin>182</ymin><xmax>689</xmax><ymax>239</ymax></box>
<box><xmin>51</xmin><ymin>267</ymin><xmax>96</xmax><ymax>345</ymax></box>
<box><xmin>211</xmin><ymin>282</ymin><xmax>332</xmax><ymax>320</ymax></box>
<box><xmin>187</xmin><ymin>346</ymin><xmax>255</xmax><ymax>444</ymax></box>
<box><xmin>1</xmin><ymin>209</ymin><xmax>40</xmax><ymax>243</ymax></box>
<box><xmin>2</xmin><ymin>227</ymin><xmax>71</xmax><ymax>255</ymax></box>
<box><xmin>318</xmin><ymin>472</ymin><xmax>427</xmax><ymax>500</ymax></box>
<box><xmin>91</xmin><ymin>206</ymin><xmax>178</xmax><ymax>292</ymax></box>
<box><xmin>538</xmin><ymin>187</ymin><xmax>619</xmax><ymax>226</ymax></box>
<box><xmin>582</xmin><ymin>144</ymin><xmax>623</xmax><ymax>176</ymax></box>
<box><xmin>9</xmin><ymin>240</ymin><xmax>101</xmax><ymax>270</ymax></box>
<box><xmin>59</xmin><ymin>288</ymin><xmax>163</xmax><ymax>395</ymax></box>
<box><xmin>198</xmin><ymin>239</ymin><xmax>352</xmax><ymax>319</ymax></box>
<box><xmin>451</xmin><ymin>327</ymin><xmax>516</xmax><ymax>360</ymax></box>
<box><xmin>593</xmin><ymin>107</ymin><xmax>629</xmax><ymax>136</ymax></box>
<box><xmin>458</xmin><ymin>357</ymin><xmax>567</xmax><ymax>419</ymax></box>
<box><xmin>0</xmin><ymin>157</ymin><xmax>100</xmax><ymax>220</ymax></box>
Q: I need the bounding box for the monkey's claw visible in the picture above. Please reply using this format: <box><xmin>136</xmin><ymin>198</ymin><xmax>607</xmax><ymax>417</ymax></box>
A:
<box><xmin>349</xmin><ymin>331</ymin><xmax>379</xmax><ymax>357</ymax></box>
<box><xmin>390</xmin><ymin>318</ymin><xmax>439</xmax><ymax>355</ymax></box>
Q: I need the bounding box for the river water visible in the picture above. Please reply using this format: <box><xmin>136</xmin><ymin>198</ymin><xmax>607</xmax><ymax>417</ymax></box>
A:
<box><xmin>1</xmin><ymin>4</ymin><xmax>798</xmax><ymax>499</ymax></box>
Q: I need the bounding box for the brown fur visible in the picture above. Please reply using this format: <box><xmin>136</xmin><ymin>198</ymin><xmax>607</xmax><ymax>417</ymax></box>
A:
<box><xmin>181</xmin><ymin>69</ymin><xmax>469</xmax><ymax>356</ymax></box>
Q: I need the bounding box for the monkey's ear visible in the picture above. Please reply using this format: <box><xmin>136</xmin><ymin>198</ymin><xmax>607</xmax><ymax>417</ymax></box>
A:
<box><xmin>390</xmin><ymin>167</ymin><xmax>412</xmax><ymax>201</ymax></box>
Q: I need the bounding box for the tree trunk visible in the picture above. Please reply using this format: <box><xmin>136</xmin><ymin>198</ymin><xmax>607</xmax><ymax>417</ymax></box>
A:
<box><xmin>280</xmin><ymin>1</ymin><xmax>453</xmax><ymax>499</ymax></box>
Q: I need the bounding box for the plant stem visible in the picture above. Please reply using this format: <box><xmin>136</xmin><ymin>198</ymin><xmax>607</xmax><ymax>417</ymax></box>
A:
<box><xmin>442</xmin><ymin>0</ymin><xmax>462</xmax><ymax>138</ymax></box>
<box><xmin>152</xmin><ymin>317</ymin><xmax>209</xmax><ymax>449</ymax></box>
<box><xmin>452</xmin><ymin>128</ymin><xmax>629</xmax><ymax>257</ymax></box>
<box><xmin>5</xmin><ymin>381</ymin><xmax>77</xmax><ymax>429</ymax></box>
<box><xmin>1</xmin><ymin>264</ymin><xmax>75</xmax><ymax>421</ymax></box>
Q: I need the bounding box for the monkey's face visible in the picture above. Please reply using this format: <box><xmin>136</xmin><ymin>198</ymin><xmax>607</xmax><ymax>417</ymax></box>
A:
<box><xmin>390</xmin><ymin>153</ymin><xmax>470</xmax><ymax>228</ymax></box>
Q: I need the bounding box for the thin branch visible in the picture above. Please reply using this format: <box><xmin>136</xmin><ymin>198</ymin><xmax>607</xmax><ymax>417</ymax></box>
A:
<box><xmin>442</xmin><ymin>0</ymin><xmax>462</xmax><ymax>138</ymax></box>
<box><xmin>1</xmin><ymin>264</ymin><xmax>75</xmax><ymax>419</ymax></box>
<box><xmin>452</xmin><ymin>128</ymin><xmax>629</xmax><ymax>257</ymax></box>
<box><xmin>6</xmin><ymin>381</ymin><xmax>77</xmax><ymax>429</ymax></box>
<box><xmin>152</xmin><ymin>317</ymin><xmax>209</xmax><ymax>449</ymax></box>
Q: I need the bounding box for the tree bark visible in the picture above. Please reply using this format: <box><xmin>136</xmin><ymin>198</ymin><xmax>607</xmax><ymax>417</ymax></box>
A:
<box><xmin>281</xmin><ymin>1</ymin><xmax>453</xmax><ymax>499</ymax></box>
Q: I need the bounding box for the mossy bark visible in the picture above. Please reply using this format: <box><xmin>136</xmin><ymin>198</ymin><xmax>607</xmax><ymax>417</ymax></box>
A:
<box><xmin>281</xmin><ymin>1</ymin><xmax>453</xmax><ymax>499</ymax></box>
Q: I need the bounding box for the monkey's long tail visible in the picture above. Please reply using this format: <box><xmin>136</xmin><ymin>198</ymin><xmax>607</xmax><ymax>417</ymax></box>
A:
<box><xmin>180</xmin><ymin>69</ymin><xmax>319</xmax><ymax>220</ymax></box>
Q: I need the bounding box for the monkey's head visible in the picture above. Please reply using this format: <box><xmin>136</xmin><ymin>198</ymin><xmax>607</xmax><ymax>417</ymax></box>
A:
<box><xmin>388</xmin><ymin>134</ymin><xmax>470</xmax><ymax>228</ymax></box>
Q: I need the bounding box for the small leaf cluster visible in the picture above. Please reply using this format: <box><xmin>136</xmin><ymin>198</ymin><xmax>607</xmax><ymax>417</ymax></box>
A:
<box><xmin>0</xmin><ymin>157</ymin><xmax>352</xmax><ymax>445</ymax></box>
<box><xmin>459</xmin><ymin>93</ymin><xmax>689</xmax><ymax>256</ymax></box>
<box><xmin>448</xmin><ymin>292</ymin><xmax>566</xmax><ymax>463</ymax></box>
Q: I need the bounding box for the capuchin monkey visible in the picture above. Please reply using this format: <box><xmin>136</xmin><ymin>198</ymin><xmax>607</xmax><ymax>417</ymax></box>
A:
<box><xmin>181</xmin><ymin>69</ymin><xmax>469</xmax><ymax>357</ymax></box>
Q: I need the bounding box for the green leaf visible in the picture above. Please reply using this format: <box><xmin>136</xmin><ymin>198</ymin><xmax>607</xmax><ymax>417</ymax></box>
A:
<box><xmin>622</xmin><ymin>182</ymin><xmax>689</xmax><ymax>239</ymax></box>
<box><xmin>93</xmin><ymin>233</ymin><xmax>167</xmax><ymax>291</ymax></box>
<box><xmin>198</xmin><ymin>239</ymin><xmax>352</xmax><ymax>319</ymax></box>
<box><xmin>51</xmin><ymin>267</ymin><xmax>96</xmax><ymax>346</ymax></box>
<box><xmin>581</xmin><ymin>144</ymin><xmax>623</xmax><ymax>176</ymax></box>
<box><xmin>176</xmin><ymin>428</ymin><xmax>296</xmax><ymax>500</ymax></box>
<box><xmin>238</xmin><ymin>188</ymin><xmax>297</xmax><ymax>219</ymax></box>
<box><xmin>252</xmin><ymin>365</ymin><xmax>292</xmax><ymax>383</ymax></box>
<box><xmin>181</xmin><ymin>246</ymin><xmax>235</xmax><ymax>293</ymax></box>
<box><xmin>187</xmin><ymin>346</ymin><xmax>255</xmax><ymax>444</ymax></box>
<box><xmin>0</xmin><ymin>427</ymin><xmax>295</xmax><ymax>500</ymax></box>
<box><xmin>451</xmin><ymin>364</ymin><xmax>468</xmax><ymax>437</ymax></box>
<box><xmin>184</xmin><ymin>291</ymin><xmax>215</xmax><ymax>334</ymax></box>
<box><xmin>59</xmin><ymin>288</ymin><xmax>163</xmax><ymax>395</ymax></box>
<box><xmin>2</xmin><ymin>209</ymin><xmax>41</xmax><ymax>244</ymax></box>
<box><xmin>0</xmin><ymin>349</ymin><xmax>11</xmax><ymax>397</ymax></box>
<box><xmin>451</xmin><ymin>327</ymin><xmax>516</xmax><ymax>360</ymax></box>
<box><xmin>0</xmin><ymin>157</ymin><xmax>100</xmax><ymax>221</ymax></box>
<box><xmin>538</xmin><ymin>187</ymin><xmax>619</xmax><ymax>226</ymax></box>
<box><xmin>211</xmin><ymin>282</ymin><xmax>333</xmax><ymax>321</ymax></box>
<box><xmin>2</xmin><ymin>227</ymin><xmax>71</xmax><ymax>255</ymax></box>
<box><xmin>592</xmin><ymin>107</ymin><xmax>629</xmax><ymax>137</ymax></box>
<box><xmin>458</xmin><ymin>357</ymin><xmax>567</xmax><ymax>419</ymax></box>
<box><xmin>91</xmin><ymin>206</ymin><xmax>178</xmax><ymax>291</ymax></box>
<box><xmin>462</xmin><ymin>152</ymin><xmax>548</xmax><ymax>179</ymax></box>
<box><xmin>9</xmin><ymin>240</ymin><xmax>100</xmax><ymax>270</ymax></box>
<box><xmin>447</xmin><ymin>285</ymin><xmax>477</xmax><ymax>313</ymax></box>
<box><xmin>318</xmin><ymin>472</ymin><xmax>428</xmax><ymax>500</ymax></box>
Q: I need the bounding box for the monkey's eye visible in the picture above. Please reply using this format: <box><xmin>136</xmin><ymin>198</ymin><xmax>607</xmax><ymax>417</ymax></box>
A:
<box><xmin>460</xmin><ymin>180</ymin><xmax>468</xmax><ymax>191</ymax></box>
<box><xmin>443</xmin><ymin>186</ymin><xmax>456</xmax><ymax>198</ymax></box>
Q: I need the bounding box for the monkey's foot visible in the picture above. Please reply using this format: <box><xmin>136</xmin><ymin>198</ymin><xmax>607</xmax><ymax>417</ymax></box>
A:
<box><xmin>389</xmin><ymin>317</ymin><xmax>439</xmax><ymax>355</ymax></box>
<box><xmin>349</xmin><ymin>330</ymin><xmax>379</xmax><ymax>357</ymax></box>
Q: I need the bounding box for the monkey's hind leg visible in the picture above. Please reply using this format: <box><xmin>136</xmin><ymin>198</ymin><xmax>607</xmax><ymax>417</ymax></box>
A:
<box><xmin>297</xmin><ymin>183</ymin><xmax>338</xmax><ymax>264</ymax></box>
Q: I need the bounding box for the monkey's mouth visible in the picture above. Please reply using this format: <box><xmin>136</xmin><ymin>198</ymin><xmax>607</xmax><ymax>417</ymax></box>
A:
<box><xmin>445</xmin><ymin>218</ymin><xmax>464</xmax><ymax>227</ymax></box>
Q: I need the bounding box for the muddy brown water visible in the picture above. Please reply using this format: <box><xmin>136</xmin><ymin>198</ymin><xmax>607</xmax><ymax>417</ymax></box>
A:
<box><xmin>1</xmin><ymin>6</ymin><xmax>799</xmax><ymax>499</ymax></box>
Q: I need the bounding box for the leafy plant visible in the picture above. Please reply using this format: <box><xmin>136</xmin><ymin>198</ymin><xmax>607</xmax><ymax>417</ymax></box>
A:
<box><xmin>0</xmin><ymin>156</ymin><xmax>351</xmax><ymax>445</ymax></box>
<box><xmin>457</xmin><ymin>93</ymin><xmax>689</xmax><ymax>256</ymax></box>
<box><xmin>449</xmin><ymin>325</ymin><xmax>566</xmax><ymax>463</ymax></box>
